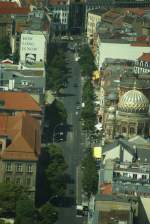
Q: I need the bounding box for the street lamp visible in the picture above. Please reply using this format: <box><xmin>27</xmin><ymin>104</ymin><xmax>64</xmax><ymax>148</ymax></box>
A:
<box><xmin>52</xmin><ymin>122</ymin><xmax>63</xmax><ymax>143</ymax></box>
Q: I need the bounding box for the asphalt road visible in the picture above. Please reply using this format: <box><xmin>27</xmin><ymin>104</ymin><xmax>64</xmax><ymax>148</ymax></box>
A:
<box><xmin>55</xmin><ymin>48</ymin><xmax>84</xmax><ymax>224</ymax></box>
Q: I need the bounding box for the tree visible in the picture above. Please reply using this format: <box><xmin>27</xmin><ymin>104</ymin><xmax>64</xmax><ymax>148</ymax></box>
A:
<box><xmin>0</xmin><ymin>40</ymin><xmax>11</xmax><ymax>60</ymax></box>
<box><xmin>38</xmin><ymin>202</ymin><xmax>58</xmax><ymax>224</ymax></box>
<box><xmin>82</xmin><ymin>152</ymin><xmax>98</xmax><ymax>198</ymax></box>
<box><xmin>36</xmin><ymin>144</ymin><xmax>68</xmax><ymax>205</ymax></box>
<box><xmin>45</xmin><ymin>144</ymin><xmax>68</xmax><ymax>197</ymax></box>
<box><xmin>0</xmin><ymin>183</ymin><xmax>25</xmax><ymax>217</ymax></box>
<box><xmin>45</xmin><ymin>99</ymin><xmax>67</xmax><ymax>131</ymax></box>
<box><xmin>81</xmin><ymin>80</ymin><xmax>96</xmax><ymax>131</ymax></box>
<box><xmin>79</xmin><ymin>45</ymin><xmax>96</xmax><ymax>78</ymax></box>
<box><xmin>13</xmin><ymin>48</ymin><xmax>19</xmax><ymax>64</ymax></box>
<box><xmin>15</xmin><ymin>197</ymin><xmax>37</xmax><ymax>224</ymax></box>
<box><xmin>46</xmin><ymin>47</ymin><xmax>69</xmax><ymax>92</ymax></box>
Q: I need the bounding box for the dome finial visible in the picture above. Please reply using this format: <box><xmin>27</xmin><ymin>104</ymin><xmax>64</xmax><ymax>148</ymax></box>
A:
<box><xmin>133</xmin><ymin>80</ymin><xmax>137</xmax><ymax>90</ymax></box>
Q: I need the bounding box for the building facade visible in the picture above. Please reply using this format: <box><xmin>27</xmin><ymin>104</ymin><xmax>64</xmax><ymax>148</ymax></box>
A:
<box><xmin>0</xmin><ymin>112</ymin><xmax>41</xmax><ymax>199</ymax></box>
<box><xmin>20</xmin><ymin>30</ymin><xmax>47</xmax><ymax>64</ymax></box>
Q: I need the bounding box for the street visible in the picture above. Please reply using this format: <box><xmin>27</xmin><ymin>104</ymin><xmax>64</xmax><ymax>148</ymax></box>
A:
<box><xmin>55</xmin><ymin>48</ymin><xmax>84</xmax><ymax>224</ymax></box>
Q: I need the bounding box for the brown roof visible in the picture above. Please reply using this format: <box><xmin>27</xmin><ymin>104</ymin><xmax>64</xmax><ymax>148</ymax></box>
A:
<box><xmin>0</xmin><ymin>2</ymin><xmax>30</xmax><ymax>14</ymax></box>
<box><xmin>0</xmin><ymin>112</ymin><xmax>41</xmax><ymax>161</ymax></box>
<box><xmin>0</xmin><ymin>1</ymin><xmax>19</xmax><ymax>8</ymax></box>
<box><xmin>0</xmin><ymin>91</ymin><xmax>41</xmax><ymax>112</ymax></box>
<box><xmin>0</xmin><ymin>8</ymin><xmax>30</xmax><ymax>14</ymax></box>
<box><xmin>100</xmin><ymin>184</ymin><xmax>112</xmax><ymax>195</ymax></box>
<box><xmin>138</xmin><ymin>53</ymin><xmax>150</xmax><ymax>62</ymax></box>
<box><xmin>125</xmin><ymin>8</ymin><xmax>145</xmax><ymax>16</ymax></box>
<box><xmin>49</xmin><ymin>0</ymin><xmax>68</xmax><ymax>5</ymax></box>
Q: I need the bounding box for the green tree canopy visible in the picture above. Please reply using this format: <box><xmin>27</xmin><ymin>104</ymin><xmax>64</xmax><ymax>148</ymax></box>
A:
<box><xmin>38</xmin><ymin>202</ymin><xmax>58</xmax><ymax>224</ymax></box>
<box><xmin>82</xmin><ymin>152</ymin><xmax>98</xmax><ymax>198</ymax></box>
<box><xmin>46</xmin><ymin>46</ymin><xmax>69</xmax><ymax>92</ymax></box>
<box><xmin>0</xmin><ymin>40</ymin><xmax>11</xmax><ymax>60</ymax></box>
<box><xmin>81</xmin><ymin>80</ymin><xmax>96</xmax><ymax>131</ymax></box>
<box><xmin>79</xmin><ymin>45</ymin><xmax>96</xmax><ymax>78</ymax></box>
<box><xmin>15</xmin><ymin>197</ymin><xmax>36</xmax><ymax>224</ymax></box>
<box><xmin>45</xmin><ymin>144</ymin><xmax>68</xmax><ymax>197</ymax></box>
<box><xmin>45</xmin><ymin>99</ymin><xmax>67</xmax><ymax>126</ymax></box>
<box><xmin>0</xmin><ymin>183</ymin><xmax>26</xmax><ymax>217</ymax></box>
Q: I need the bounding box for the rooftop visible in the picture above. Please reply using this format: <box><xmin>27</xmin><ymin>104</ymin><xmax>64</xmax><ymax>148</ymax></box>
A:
<box><xmin>99</xmin><ymin>210</ymin><xmax>129</xmax><ymax>224</ymax></box>
<box><xmin>140</xmin><ymin>197</ymin><xmax>150</xmax><ymax>223</ymax></box>
<box><xmin>0</xmin><ymin>91</ymin><xmax>41</xmax><ymax>112</ymax></box>
<box><xmin>95</xmin><ymin>194</ymin><xmax>129</xmax><ymax>203</ymax></box>
<box><xmin>138</xmin><ymin>53</ymin><xmax>150</xmax><ymax>62</ymax></box>
<box><xmin>0</xmin><ymin>112</ymin><xmax>40</xmax><ymax>161</ymax></box>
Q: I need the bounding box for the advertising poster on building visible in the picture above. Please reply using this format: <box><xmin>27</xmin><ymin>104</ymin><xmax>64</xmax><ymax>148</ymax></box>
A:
<box><xmin>25</xmin><ymin>53</ymin><xmax>36</xmax><ymax>64</ymax></box>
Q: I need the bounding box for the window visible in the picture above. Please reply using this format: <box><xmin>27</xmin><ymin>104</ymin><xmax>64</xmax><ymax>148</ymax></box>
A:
<box><xmin>130</xmin><ymin>127</ymin><xmax>135</xmax><ymax>134</ymax></box>
<box><xmin>5</xmin><ymin>162</ymin><xmax>12</xmax><ymax>172</ymax></box>
<box><xmin>122</xmin><ymin>127</ymin><xmax>126</xmax><ymax>133</ymax></box>
<box><xmin>27</xmin><ymin>164</ymin><xmax>32</xmax><ymax>173</ymax></box>
<box><xmin>133</xmin><ymin>174</ymin><xmax>137</xmax><ymax>179</ymax></box>
<box><xmin>26</xmin><ymin>178</ymin><xmax>31</xmax><ymax>186</ymax></box>
<box><xmin>16</xmin><ymin>163</ymin><xmax>22</xmax><ymax>172</ymax></box>
<box><xmin>5</xmin><ymin>176</ymin><xmax>11</xmax><ymax>183</ymax></box>
<box><xmin>142</xmin><ymin>175</ymin><xmax>147</xmax><ymax>180</ymax></box>
<box><xmin>123</xmin><ymin>172</ymin><xmax>128</xmax><ymax>177</ymax></box>
<box><xmin>16</xmin><ymin>178</ymin><xmax>21</xmax><ymax>184</ymax></box>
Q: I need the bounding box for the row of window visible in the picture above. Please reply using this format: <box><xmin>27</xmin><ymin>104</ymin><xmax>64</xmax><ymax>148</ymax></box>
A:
<box><xmin>5</xmin><ymin>162</ymin><xmax>33</xmax><ymax>173</ymax></box>
<box><xmin>114</xmin><ymin>172</ymin><xmax>148</xmax><ymax>180</ymax></box>
<box><xmin>5</xmin><ymin>176</ymin><xmax>32</xmax><ymax>186</ymax></box>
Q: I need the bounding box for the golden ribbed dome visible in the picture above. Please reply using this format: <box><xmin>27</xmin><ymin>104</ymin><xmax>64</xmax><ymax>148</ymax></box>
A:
<box><xmin>118</xmin><ymin>89</ymin><xmax>149</xmax><ymax>113</ymax></box>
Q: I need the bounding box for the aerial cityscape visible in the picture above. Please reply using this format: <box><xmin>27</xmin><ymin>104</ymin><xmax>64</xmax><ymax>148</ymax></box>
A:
<box><xmin>0</xmin><ymin>0</ymin><xmax>150</xmax><ymax>224</ymax></box>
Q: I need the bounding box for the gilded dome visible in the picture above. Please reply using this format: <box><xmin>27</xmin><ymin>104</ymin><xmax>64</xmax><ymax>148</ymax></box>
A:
<box><xmin>118</xmin><ymin>89</ymin><xmax>149</xmax><ymax>114</ymax></box>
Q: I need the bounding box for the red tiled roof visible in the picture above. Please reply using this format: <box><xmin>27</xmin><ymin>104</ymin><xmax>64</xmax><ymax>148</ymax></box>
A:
<box><xmin>138</xmin><ymin>53</ymin><xmax>150</xmax><ymax>62</ymax></box>
<box><xmin>0</xmin><ymin>91</ymin><xmax>41</xmax><ymax>112</ymax></box>
<box><xmin>100</xmin><ymin>183</ymin><xmax>112</xmax><ymax>195</ymax></box>
<box><xmin>125</xmin><ymin>8</ymin><xmax>145</xmax><ymax>16</ymax></box>
<box><xmin>0</xmin><ymin>112</ymin><xmax>41</xmax><ymax>161</ymax></box>
<box><xmin>131</xmin><ymin>42</ymin><xmax>150</xmax><ymax>47</ymax></box>
<box><xmin>0</xmin><ymin>7</ymin><xmax>30</xmax><ymax>14</ymax></box>
<box><xmin>0</xmin><ymin>1</ymin><xmax>18</xmax><ymax>8</ymax></box>
<box><xmin>49</xmin><ymin>0</ymin><xmax>68</xmax><ymax>5</ymax></box>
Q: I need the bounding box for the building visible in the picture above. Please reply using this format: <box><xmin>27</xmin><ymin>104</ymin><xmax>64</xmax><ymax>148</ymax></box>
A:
<box><xmin>0</xmin><ymin>112</ymin><xmax>41</xmax><ymax>199</ymax></box>
<box><xmin>86</xmin><ymin>9</ymin><xmax>102</xmax><ymax>41</ymax></box>
<box><xmin>113</xmin><ymin>0</ymin><xmax>150</xmax><ymax>7</ymax></box>
<box><xmin>48</xmin><ymin>0</ymin><xmax>70</xmax><ymax>34</ymax></box>
<box><xmin>89</xmin><ymin>194</ymin><xmax>133</xmax><ymax>224</ymax></box>
<box><xmin>102</xmin><ymin>135</ymin><xmax>150</xmax><ymax>164</ymax></box>
<box><xmin>104</xmin><ymin>87</ymin><xmax>150</xmax><ymax>140</ymax></box>
<box><xmin>138</xmin><ymin>197</ymin><xmax>150</xmax><ymax>224</ymax></box>
<box><xmin>95</xmin><ymin>37</ymin><xmax>150</xmax><ymax>70</ymax></box>
<box><xmin>0</xmin><ymin>63</ymin><xmax>45</xmax><ymax>105</ymax></box>
<box><xmin>134</xmin><ymin>53</ymin><xmax>150</xmax><ymax>75</ymax></box>
<box><xmin>0</xmin><ymin>91</ymin><xmax>42</xmax><ymax>121</ymax></box>
<box><xmin>69</xmin><ymin>0</ymin><xmax>85</xmax><ymax>34</ymax></box>
<box><xmin>20</xmin><ymin>30</ymin><xmax>47</xmax><ymax>64</ymax></box>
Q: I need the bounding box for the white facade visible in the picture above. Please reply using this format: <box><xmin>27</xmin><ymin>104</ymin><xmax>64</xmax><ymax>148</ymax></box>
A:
<box><xmin>51</xmin><ymin>5</ymin><xmax>69</xmax><ymax>30</ymax></box>
<box><xmin>95</xmin><ymin>39</ymin><xmax>150</xmax><ymax>69</ymax></box>
<box><xmin>20</xmin><ymin>31</ymin><xmax>47</xmax><ymax>64</ymax></box>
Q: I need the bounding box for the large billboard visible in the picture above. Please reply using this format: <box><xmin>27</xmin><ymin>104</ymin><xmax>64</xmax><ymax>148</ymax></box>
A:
<box><xmin>20</xmin><ymin>32</ymin><xmax>46</xmax><ymax>64</ymax></box>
